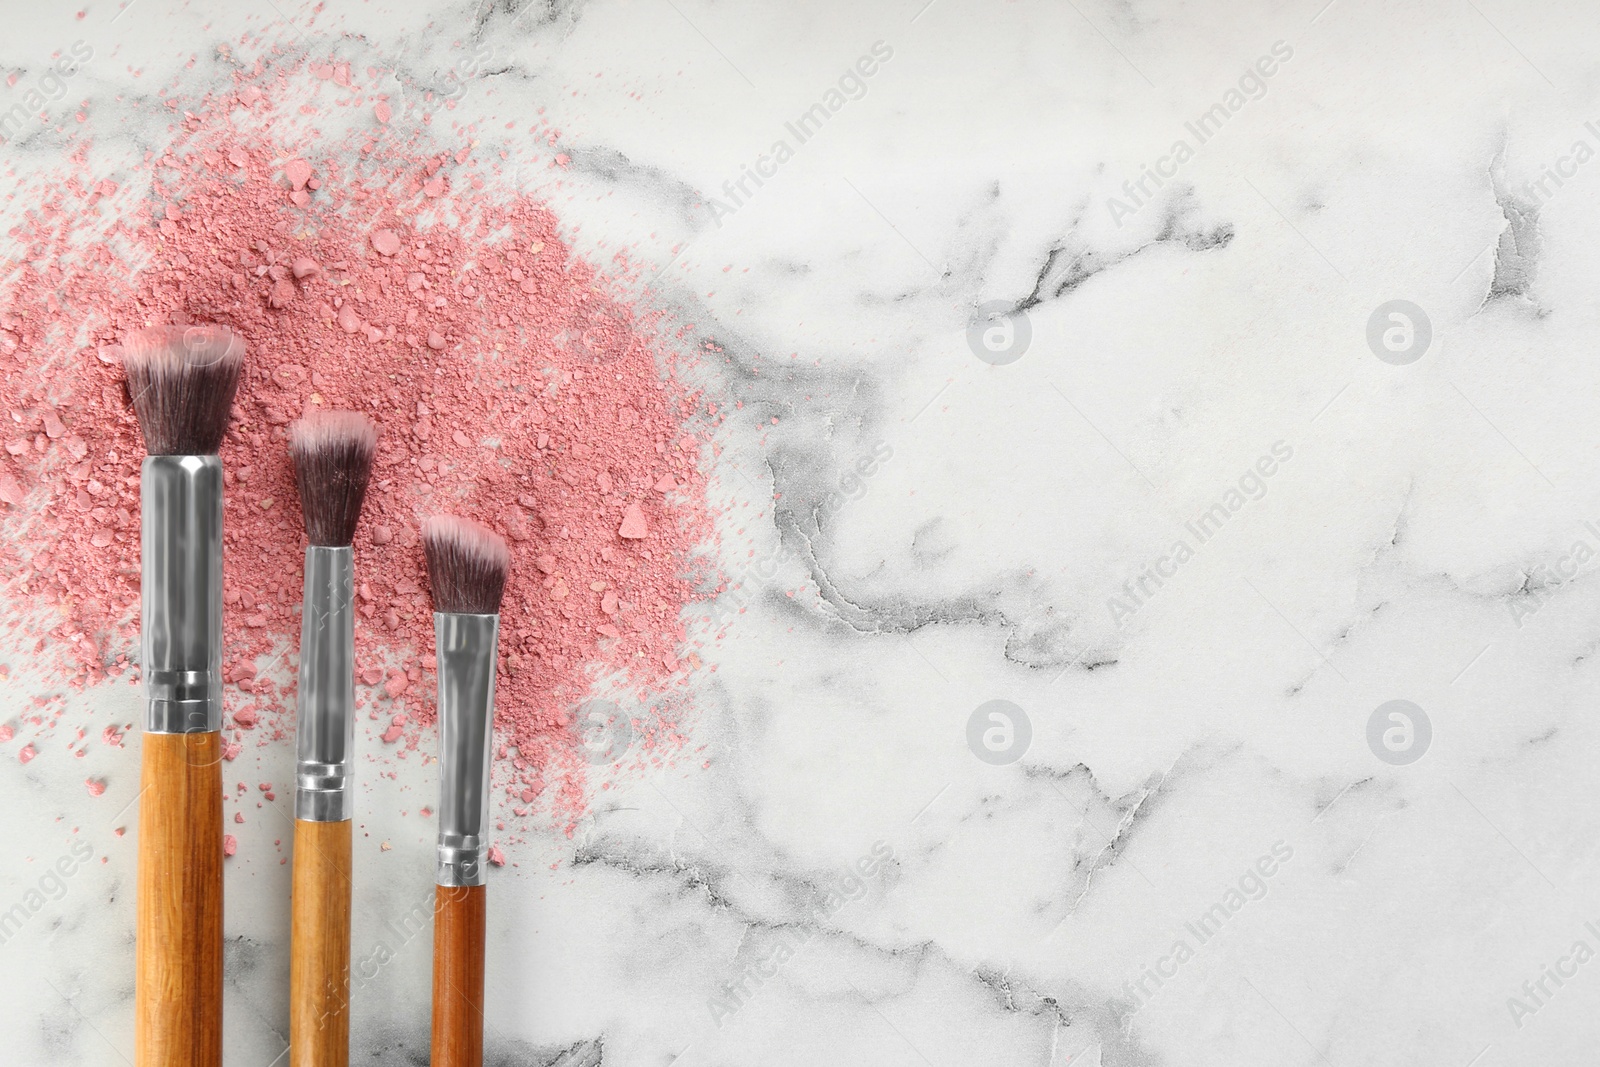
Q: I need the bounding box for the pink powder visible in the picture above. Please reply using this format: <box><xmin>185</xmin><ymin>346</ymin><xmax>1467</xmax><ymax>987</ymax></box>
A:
<box><xmin>0</xmin><ymin>56</ymin><xmax>718</xmax><ymax>836</ymax></box>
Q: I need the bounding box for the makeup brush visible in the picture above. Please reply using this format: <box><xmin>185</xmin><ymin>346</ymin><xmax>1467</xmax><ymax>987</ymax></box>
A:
<box><xmin>287</xmin><ymin>410</ymin><xmax>379</xmax><ymax>1067</ymax></box>
<box><xmin>422</xmin><ymin>516</ymin><xmax>510</xmax><ymax>1067</ymax></box>
<box><xmin>122</xmin><ymin>323</ymin><xmax>244</xmax><ymax>1067</ymax></box>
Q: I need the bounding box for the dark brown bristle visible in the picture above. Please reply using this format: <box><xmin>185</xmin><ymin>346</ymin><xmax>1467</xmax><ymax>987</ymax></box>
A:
<box><xmin>422</xmin><ymin>516</ymin><xmax>510</xmax><ymax>615</ymax></box>
<box><xmin>289</xmin><ymin>410</ymin><xmax>380</xmax><ymax>547</ymax></box>
<box><xmin>118</xmin><ymin>325</ymin><xmax>244</xmax><ymax>455</ymax></box>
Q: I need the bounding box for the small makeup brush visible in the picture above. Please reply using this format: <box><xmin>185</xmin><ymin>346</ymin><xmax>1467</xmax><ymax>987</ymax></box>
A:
<box><xmin>287</xmin><ymin>410</ymin><xmax>379</xmax><ymax>1067</ymax></box>
<box><xmin>422</xmin><ymin>516</ymin><xmax>510</xmax><ymax>1067</ymax></box>
<box><xmin>122</xmin><ymin>323</ymin><xmax>244</xmax><ymax>1067</ymax></box>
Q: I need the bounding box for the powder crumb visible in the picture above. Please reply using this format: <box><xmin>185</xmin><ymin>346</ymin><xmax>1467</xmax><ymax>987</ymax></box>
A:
<box><xmin>19</xmin><ymin>744</ymin><xmax>35</xmax><ymax>764</ymax></box>
<box><xmin>371</xmin><ymin>229</ymin><xmax>402</xmax><ymax>256</ymax></box>
<box><xmin>488</xmin><ymin>846</ymin><xmax>506</xmax><ymax>867</ymax></box>
<box><xmin>618</xmin><ymin>502</ymin><xmax>649</xmax><ymax>540</ymax></box>
<box><xmin>284</xmin><ymin>159</ymin><xmax>313</xmax><ymax>190</ymax></box>
<box><xmin>223</xmin><ymin>835</ymin><xmax>238</xmax><ymax>857</ymax></box>
<box><xmin>85</xmin><ymin>777</ymin><xmax>105</xmax><ymax>797</ymax></box>
<box><xmin>0</xmin><ymin>725</ymin><xmax>12</xmax><ymax>743</ymax></box>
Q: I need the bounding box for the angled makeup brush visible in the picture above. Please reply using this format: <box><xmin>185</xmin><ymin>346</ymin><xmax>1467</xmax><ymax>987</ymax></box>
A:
<box><xmin>288</xmin><ymin>410</ymin><xmax>379</xmax><ymax>1067</ymax></box>
<box><xmin>422</xmin><ymin>516</ymin><xmax>510</xmax><ymax>1067</ymax></box>
<box><xmin>122</xmin><ymin>323</ymin><xmax>244</xmax><ymax>1067</ymax></box>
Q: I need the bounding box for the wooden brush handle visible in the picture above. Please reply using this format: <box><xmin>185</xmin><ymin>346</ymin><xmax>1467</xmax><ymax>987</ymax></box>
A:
<box><xmin>136</xmin><ymin>731</ymin><xmax>223</xmax><ymax>1067</ymax></box>
<box><xmin>431</xmin><ymin>883</ymin><xmax>487</xmax><ymax>1067</ymax></box>
<box><xmin>290</xmin><ymin>819</ymin><xmax>353</xmax><ymax>1067</ymax></box>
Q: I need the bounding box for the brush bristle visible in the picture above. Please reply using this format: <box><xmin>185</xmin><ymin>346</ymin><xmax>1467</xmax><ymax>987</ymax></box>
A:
<box><xmin>118</xmin><ymin>325</ymin><xmax>245</xmax><ymax>455</ymax></box>
<box><xmin>289</xmin><ymin>410</ymin><xmax>380</xmax><ymax>547</ymax></box>
<box><xmin>422</xmin><ymin>516</ymin><xmax>510</xmax><ymax>615</ymax></box>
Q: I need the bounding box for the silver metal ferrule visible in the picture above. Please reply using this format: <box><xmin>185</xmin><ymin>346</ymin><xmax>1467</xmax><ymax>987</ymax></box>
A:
<box><xmin>295</xmin><ymin>546</ymin><xmax>356</xmax><ymax>821</ymax></box>
<box><xmin>434</xmin><ymin>612</ymin><xmax>499</xmax><ymax>887</ymax></box>
<box><xmin>141</xmin><ymin>455</ymin><xmax>223</xmax><ymax>734</ymax></box>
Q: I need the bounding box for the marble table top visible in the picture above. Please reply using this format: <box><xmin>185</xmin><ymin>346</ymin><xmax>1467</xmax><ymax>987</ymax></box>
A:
<box><xmin>2</xmin><ymin>0</ymin><xmax>1597</xmax><ymax>1064</ymax></box>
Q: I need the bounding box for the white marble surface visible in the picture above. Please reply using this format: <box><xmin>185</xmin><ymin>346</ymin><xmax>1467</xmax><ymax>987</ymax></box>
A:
<box><xmin>4</xmin><ymin>0</ymin><xmax>1600</xmax><ymax>1064</ymax></box>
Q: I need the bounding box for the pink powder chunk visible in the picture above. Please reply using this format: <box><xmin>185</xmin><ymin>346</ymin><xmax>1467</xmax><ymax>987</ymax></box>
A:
<box><xmin>18</xmin><ymin>743</ymin><xmax>35</xmax><ymax>763</ymax></box>
<box><xmin>618</xmin><ymin>502</ymin><xmax>649</xmax><ymax>540</ymax></box>
<box><xmin>0</xmin><ymin>725</ymin><xmax>12</xmax><ymax>743</ymax></box>
<box><xmin>0</xmin><ymin>474</ymin><xmax>24</xmax><ymax>507</ymax></box>
<box><xmin>291</xmin><ymin>257</ymin><xmax>320</xmax><ymax>279</ymax></box>
<box><xmin>371</xmin><ymin>229</ymin><xmax>402</xmax><ymax>256</ymax></box>
<box><xmin>85</xmin><ymin>777</ymin><xmax>105</xmax><ymax>797</ymax></box>
<box><xmin>223</xmin><ymin>835</ymin><xmax>238</xmax><ymax>857</ymax></box>
<box><xmin>284</xmin><ymin>159</ymin><xmax>313</xmax><ymax>190</ymax></box>
<box><xmin>384</xmin><ymin>672</ymin><xmax>409</xmax><ymax>698</ymax></box>
<box><xmin>374</xmin><ymin>101</ymin><xmax>392</xmax><ymax>124</ymax></box>
<box><xmin>488</xmin><ymin>846</ymin><xmax>506</xmax><ymax>867</ymax></box>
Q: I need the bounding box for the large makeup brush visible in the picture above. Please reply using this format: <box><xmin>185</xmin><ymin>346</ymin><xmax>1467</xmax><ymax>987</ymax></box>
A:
<box><xmin>421</xmin><ymin>516</ymin><xmax>510</xmax><ymax>1067</ymax></box>
<box><xmin>122</xmin><ymin>323</ymin><xmax>244</xmax><ymax>1067</ymax></box>
<box><xmin>287</xmin><ymin>410</ymin><xmax>379</xmax><ymax>1067</ymax></box>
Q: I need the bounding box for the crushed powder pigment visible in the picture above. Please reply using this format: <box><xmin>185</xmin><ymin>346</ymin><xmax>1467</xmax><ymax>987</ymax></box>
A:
<box><xmin>0</xmin><ymin>59</ymin><xmax>716</xmax><ymax>838</ymax></box>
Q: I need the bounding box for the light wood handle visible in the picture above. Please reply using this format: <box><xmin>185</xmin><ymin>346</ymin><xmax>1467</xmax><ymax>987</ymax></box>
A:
<box><xmin>430</xmin><ymin>883</ymin><xmax>486</xmax><ymax>1067</ymax></box>
<box><xmin>136</xmin><ymin>731</ymin><xmax>223</xmax><ymax>1067</ymax></box>
<box><xmin>290</xmin><ymin>819</ymin><xmax>353</xmax><ymax>1067</ymax></box>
